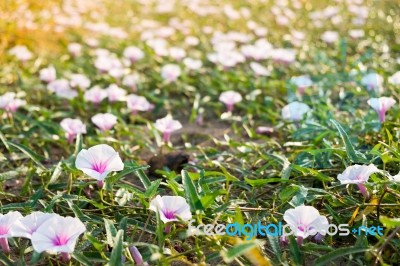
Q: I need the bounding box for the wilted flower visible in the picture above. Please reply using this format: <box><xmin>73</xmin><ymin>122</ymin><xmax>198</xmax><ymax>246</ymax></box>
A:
<box><xmin>8</xmin><ymin>45</ymin><xmax>33</xmax><ymax>61</ymax></box>
<box><xmin>161</xmin><ymin>64</ymin><xmax>181</xmax><ymax>82</ymax></box>
<box><xmin>0</xmin><ymin>211</ymin><xmax>23</xmax><ymax>253</ymax></box>
<box><xmin>12</xmin><ymin>212</ymin><xmax>57</xmax><ymax>239</ymax></box>
<box><xmin>283</xmin><ymin>206</ymin><xmax>329</xmax><ymax>245</ymax></box>
<box><xmin>367</xmin><ymin>97</ymin><xmax>396</xmax><ymax>122</ymax></box>
<box><xmin>84</xmin><ymin>86</ymin><xmax>108</xmax><ymax>105</ymax></box>
<box><xmin>60</xmin><ymin>118</ymin><xmax>86</xmax><ymax>143</ymax></box>
<box><xmin>219</xmin><ymin>90</ymin><xmax>242</xmax><ymax>112</ymax></box>
<box><xmin>250</xmin><ymin>62</ymin><xmax>270</xmax><ymax>77</ymax></box>
<box><xmin>31</xmin><ymin>215</ymin><xmax>86</xmax><ymax>262</ymax></box>
<box><xmin>68</xmin><ymin>43</ymin><xmax>82</xmax><ymax>57</ymax></box>
<box><xmin>337</xmin><ymin>164</ymin><xmax>380</xmax><ymax>198</ymax></box>
<box><xmin>290</xmin><ymin>75</ymin><xmax>313</xmax><ymax>95</ymax></box>
<box><xmin>361</xmin><ymin>73</ymin><xmax>383</xmax><ymax>92</ymax></box>
<box><xmin>149</xmin><ymin>195</ymin><xmax>192</xmax><ymax>223</ymax></box>
<box><xmin>75</xmin><ymin>144</ymin><xmax>124</xmax><ymax>188</ymax></box>
<box><xmin>106</xmin><ymin>84</ymin><xmax>127</xmax><ymax>102</ymax></box>
<box><xmin>129</xmin><ymin>246</ymin><xmax>145</xmax><ymax>266</ymax></box>
<box><xmin>126</xmin><ymin>94</ymin><xmax>152</xmax><ymax>114</ymax></box>
<box><xmin>70</xmin><ymin>74</ymin><xmax>91</xmax><ymax>90</ymax></box>
<box><xmin>123</xmin><ymin>46</ymin><xmax>144</xmax><ymax>63</ymax></box>
<box><xmin>39</xmin><ymin>66</ymin><xmax>56</xmax><ymax>83</ymax></box>
<box><xmin>91</xmin><ymin>113</ymin><xmax>118</xmax><ymax>131</ymax></box>
<box><xmin>154</xmin><ymin>116</ymin><xmax>182</xmax><ymax>143</ymax></box>
<box><xmin>281</xmin><ymin>101</ymin><xmax>310</xmax><ymax>122</ymax></box>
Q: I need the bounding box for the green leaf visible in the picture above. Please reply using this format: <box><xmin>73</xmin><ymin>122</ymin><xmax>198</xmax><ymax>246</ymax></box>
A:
<box><xmin>6</xmin><ymin>141</ymin><xmax>45</xmax><ymax>169</ymax></box>
<box><xmin>74</xmin><ymin>134</ymin><xmax>83</xmax><ymax>156</ymax></box>
<box><xmin>314</xmin><ymin>247</ymin><xmax>370</xmax><ymax>266</ymax></box>
<box><xmin>267</xmin><ymin>235</ymin><xmax>282</xmax><ymax>263</ymax></box>
<box><xmin>379</xmin><ymin>216</ymin><xmax>400</xmax><ymax>228</ymax></box>
<box><xmin>49</xmin><ymin>161</ymin><xmax>63</xmax><ymax>184</ymax></box>
<box><xmin>104</xmin><ymin>218</ymin><xmax>118</xmax><ymax>247</ymax></box>
<box><xmin>144</xmin><ymin>179</ymin><xmax>161</xmax><ymax>198</ymax></box>
<box><xmin>221</xmin><ymin>240</ymin><xmax>263</xmax><ymax>263</ymax></box>
<box><xmin>288</xmin><ymin>236</ymin><xmax>303</xmax><ymax>265</ymax></box>
<box><xmin>72</xmin><ymin>252</ymin><xmax>93</xmax><ymax>266</ymax></box>
<box><xmin>108</xmin><ymin>230</ymin><xmax>124</xmax><ymax>266</ymax></box>
<box><xmin>245</xmin><ymin>177</ymin><xmax>283</xmax><ymax>187</ymax></box>
<box><xmin>0</xmin><ymin>252</ymin><xmax>14</xmax><ymax>266</ymax></box>
<box><xmin>330</xmin><ymin>119</ymin><xmax>366</xmax><ymax>163</ymax></box>
<box><xmin>181</xmin><ymin>170</ymin><xmax>204</xmax><ymax>212</ymax></box>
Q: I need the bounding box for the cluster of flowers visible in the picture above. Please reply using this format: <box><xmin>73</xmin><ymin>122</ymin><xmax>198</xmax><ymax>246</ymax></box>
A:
<box><xmin>0</xmin><ymin>211</ymin><xmax>85</xmax><ymax>261</ymax></box>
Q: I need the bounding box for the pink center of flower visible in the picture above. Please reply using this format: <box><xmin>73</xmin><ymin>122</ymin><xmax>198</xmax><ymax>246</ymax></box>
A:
<box><xmin>0</xmin><ymin>226</ymin><xmax>9</xmax><ymax>236</ymax></box>
<box><xmin>92</xmin><ymin>161</ymin><xmax>107</xmax><ymax>174</ymax></box>
<box><xmin>163</xmin><ymin>210</ymin><xmax>176</xmax><ymax>219</ymax></box>
<box><xmin>53</xmin><ymin>234</ymin><xmax>69</xmax><ymax>246</ymax></box>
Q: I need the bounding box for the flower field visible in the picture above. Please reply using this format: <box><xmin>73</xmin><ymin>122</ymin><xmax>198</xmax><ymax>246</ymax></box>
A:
<box><xmin>1</xmin><ymin>0</ymin><xmax>400</xmax><ymax>265</ymax></box>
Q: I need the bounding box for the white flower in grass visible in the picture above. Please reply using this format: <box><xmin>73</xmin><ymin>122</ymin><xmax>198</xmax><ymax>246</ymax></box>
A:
<box><xmin>337</xmin><ymin>164</ymin><xmax>380</xmax><ymax>198</ymax></box>
<box><xmin>123</xmin><ymin>46</ymin><xmax>144</xmax><ymax>63</ymax></box>
<box><xmin>154</xmin><ymin>116</ymin><xmax>182</xmax><ymax>143</ymax></box>
<box><xmin>161</xmin><ymin>64</ymin><xmax>181</xmax><ymax>82</ymax></box>
<box><xmin>361</xmin><ymin>73</ymin><xmax>383</xmax><ymax>93</ymax></box>
<box><xmin>283</xmin><ymin>205</ymin><xmax>329</xmax><ymax>245</ymax></box>
<box><xmin>290</xmin><ymin>75</ymin><xmax>313</xmax><ymax>95</ymax></box>
<box><xmin>126</xmin><ymin>94</ymin><xmax>152</xmax><ymax>114</ymax></box>
<box><xmin>31</xmin><ymin>215</ymin><xmax>85</xmax><ymax>262</ymax></box>
<box><xmin>68</xmin><ymin>43</ymin><xmax>82</xmax><ymax>57</ymax></box>
<box><xmin>70</xmin><ymin>74</ymin><xmax>90</xmax><ymax>90</ymax></box>
<box><xmin>388</xmin><ymin>71</ymin><xmax>400</xmax><ymax>85</ymax></box>
<box><xmin>11</xmin><ymin>212</ymin><xmax>57</xmax><ymax>239</ymax></box>
<box><xmin>75</xmin><ymin>144</ymin><xmax>124</xmax><ymax>188</ymax></box>
<box><xmin>8</xmin><ymin>45</ymin><xmax>33</xmax><ymax>61</ymax></box>
<box><xmin>281</xmin><ymin>101</ymin><xmax>310</xmax><ymax>122</ymax></box>
<box><xmin>39</xmin><ymin>66</ymin><xmax>56</xmax><ymax>83</ymax></box>
<box><xmin>183</xmin><ymin>58</ymin><xmax>202</xmax><ymax>71</ymax></box>
<box><xmin>106</xmin><ymin>84</ymin><xmax>127</xmax><ymax>102</ymax></box>
<box><xmin>250</xmin><ymin>62</ymin><xmax>270</xmax><ymax>77</ymax></box>
<box><xmin>91</xmin><ymin>113</ymin><xmax>118</xmax><ymax>132</ymax></box>
<box><xmin>60</xmin><ymin>118</ymin><xmax>86</xmax><ymax>144</ymax></box>
<box><xmin>367</xmin><ymin>97</ymin><xmax>396</xmax><ymax>123</ymax></box>
<box><xmin>0</xmin><ymin>211</ymin><xmax>23</xmax><ymax>253</ymax></box>
<box><xmin>149</xmin><ymin>195</ymin><xmax>192</xmax><ymax>223</ymax></box>
<box><xmin>219</xmin><ymin>91</ymin><xmax>242</xmax><ymax>112</ymax></box>
<box><xmin>84</xmin><ymin>86</ymin><xmax>107</xmax><ymax>105</ymax></box>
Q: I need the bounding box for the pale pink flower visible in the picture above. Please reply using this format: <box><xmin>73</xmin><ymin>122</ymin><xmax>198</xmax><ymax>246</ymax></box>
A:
<box><xmin>185</xmin><ymin>36</ymin><xmax>199</xmax><ymax>46</ymax></box>
<box><xmin>388</xmin><ymin>71</ymin><xmax>400</xmax><ymax>85</ymax></box>
<box><xmin>0</xmin><ymin>92</ymin><xmax>26</xmax><ymax>113</ymax></box>
<box><xmin>169</xmin><ymin>47</ymin><xmax>186</xmax><ymax>61</ymax></box>
<box><xmin>0</xmin><ymin>211</ymin><xmax>23</xmax><ymax>253</ymax></box>
<box><xmin>321</xmin><ymin>31</ymin><xmax>339</xmax><ymax>44</ymax></box>
<box><xmin>106</xmin><ymin>84</ymin><xmax>127</xmax><ymax>102</ymax></box>
<box><xmin>283</xmin><ymin>206</ymin><xmax>329</xmax><ymax>245</ymax></box>
<box><xmin>123</xmin><ymin>46</ymin><xmax>144</xmax><ymax>63</ymax></box>
<box><xmin>183</xmin><ymin>58</ymin><xmax>202</xmax><ymax>71</ymax></box>
<box><xmin>154</xmin><ymin>116</ymin><xmax>182</xmax><ymax>143</ymax></box>
<box><xmin>361</xmin><ymin>73</ymin><xmax>383</xmax><ymax>92</ymax></box>
<box><xmin>337</xmin><ymin>164</ymin><xmax>380</xmax><ymax>198</ymax></box>
<box><xmin>11</xmin><ymin>212</ymin><xmax>57</xmax><ymax>239</ymax></box>
<box><xmin>219</xmin><ymin>91</ymin><xmax>242</xmax><ymax>112</ymax></box>
<box><xmin>281</xmin><ymin>102</ymin><xmax>310</xmax><ymax>122</ymax></box>
<box><xmin>84</xmin><ymin>86</ymin><xmax>107</xmax><ymax>105</ymax></box>
<box><xmin>70</xmin><ymin>74</ymin><xmax>90</xmax><ymax>90</ymax></box>
<box><xmin>290</xmin><ymin>75</ymin><xmax>313</xmax><ymax>95</ymax></box>
<box><xmin>91</xmin><ymin>113</ymin><xmax>118</xmax><ymax>131</ymax></box>
<box><xmin>126</xmin><ymin>94</ymin><xmax>152</xmax><ymax>114</ymax></box>
<box><xmin>149</xmin><ymin>195</ymin><xmax>192</xmax><ymax>223</ymax></box>
<box><xmin>161</xmin><ymin>64</ymin><xmax>181</xmax><ymax>82</ymax></box>
<box><xmin>47</xmin><ymin>79</ymin><xmax>69</xmax><ymax>93</ymax></box>
<box><xmin>31</xmin><ymin>215</ymin><xmax>86</xmax><ymax>262</ymax></box>
<box><xmin>68</xmin><ymin>43</ymin><xmax>82</xmax><ymax>57</ymax></box>
<box><xmin>367</xmin><ymin>97</ymin><xmax>396</xmax><ymax>122</ymax></box>
<box><xmin>250</xmin><ymin>62</ymin><xmax>270</xmax><ymax>77</ymax></box>
<box><xmin>75</xmin><ymin>144</ymin><xmax>124</xmax><ymax>188</ymax></box>
<box><xmin>271</xmin><ymin>48</ymin><xmax>296</xmax><ymax>65</ymax></box>
<box><xmin>39</xmin><ymin>66</ymin><xmax>56</xmax><ymax>83</ymax></box>
<box><xmin>60</xmin><ymin>118</ymin><xmax>86</xmax><ymax>143</ymax></box>
<box><xmin>8</xmin><ymin>45</ymin><xmax>33</xmax><ymax>61</ymax></box>
<box><xmin>122</xmin><ymin>74</ymin><xmax>139</xmax><ymax>91</ymax></box>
